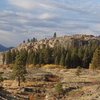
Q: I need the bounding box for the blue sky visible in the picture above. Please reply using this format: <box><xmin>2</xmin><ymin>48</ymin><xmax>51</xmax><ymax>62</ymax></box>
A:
<box><xmin>0</xmin><ymin>0</ymin><xmax>100</xmax><ymax>46</ymax></box>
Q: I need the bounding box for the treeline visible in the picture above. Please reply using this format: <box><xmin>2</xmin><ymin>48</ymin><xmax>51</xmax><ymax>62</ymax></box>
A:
<box><xmin>23</xmin><ymin>37</ymin><xmax>37</xmax><ymax>43</ymax></box>
<box><xmin>2</xmin><ymin>39</ymin><xmax>100</xmax><ymax>68</ymax></box>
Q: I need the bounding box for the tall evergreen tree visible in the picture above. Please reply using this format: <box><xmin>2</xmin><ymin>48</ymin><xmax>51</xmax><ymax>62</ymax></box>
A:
<box><xmin>55</xmin><ymin>56</ymin><xmax>59</xmax><ymax>65</ymax></box>
<box><xmin>27</xmin><ymin>49</ymin><xmax>34</xmax><ymax>64</ymax></box>
<box><xmin>53</xmin><ymin>32</ymin><xmax>57</xmax><ymax>38</ymax></box>
<box><xmin>11</xmin><ymin>49</ymin><xmax>16</xmax><ymax>63</ymax></box>
<box><xmin>44</xmin><ymin>46</ymin><xmax>52</xmax><ymax>64</ymax></box>
<box><xmin>13</xmin><ymin>54</ymin><xmax>27</xmax><ymax>86</ymax></box>
<box><xmin>82</xmin><ymin>48</ymin><xmax>90</xmax><ymax>68</ymax></box>
<box><xmin>60</xmin><ymin>54</ymin><xmax>65</xmax><ymax>66</ymax></box>
<box><xmin>54</xmin><ymin>45</ymin><xmax>61</xmax><ymax>65</ymax></box>
<box><xmin>39</xmin><ymin>49</ymin><xmax>43</xmax><ymax>66</ymax></box>
<box><xmin>71</xmin><ymin>48</ymin><xmax>80</xmax><ymax>67</ymax></box>
<box><xmin>2</xmin><ymin>53</ymin><xmax>5</xmax><ymax>64</ymax></box>
<box><xmin>65</xmin><ymin>52</ymin><xmax>71</xmax><ymax>68</ymax></box>
<box><xmin>5</xmin><ymin>50</ymin><xmax>12</xmax><ymax>64</ymax></box>
<box><xmin>20</xmin><ymin>49</ymin><xmax>28</xmax><ymax>66</ymax></box>
<box><xmin>78</xmin><ymin>47</ymin><xmax>84</xmax><ymax>66</ymax></box>
<box><xmin>91</xmin><ymin>47</ymin><xmax>100</xmax><ymax>69</ymax></box>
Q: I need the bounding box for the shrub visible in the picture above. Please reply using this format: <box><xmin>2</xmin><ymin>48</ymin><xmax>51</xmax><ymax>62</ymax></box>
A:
<box><xmin>55</xmin><ymin>82</ymin><xmax>63</xmax><ymax>94</ymax></box>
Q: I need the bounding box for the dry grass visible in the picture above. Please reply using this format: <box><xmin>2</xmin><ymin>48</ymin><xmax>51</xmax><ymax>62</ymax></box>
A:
<box><xmin>1</xmin><ymin>66</ymin><xmax>100</xmax><ymax>100</ymax></box>
<box><xmin>42</xmin><ymin>64</ymin><xmax>64</xmax><ymax>69</ymax></box>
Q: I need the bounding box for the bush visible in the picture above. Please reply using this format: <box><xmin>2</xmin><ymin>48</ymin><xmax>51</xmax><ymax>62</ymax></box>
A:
<box><xmin>55</xmin><ymin>83</ymin><xmax>63</xmax><ymax>94</ymax></box>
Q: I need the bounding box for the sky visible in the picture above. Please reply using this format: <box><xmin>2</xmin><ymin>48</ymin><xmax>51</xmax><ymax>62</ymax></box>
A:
<box><xmin>0</xmin><ymin>0</ymin><xmax>100</xmax><ymax>47</ymax></box>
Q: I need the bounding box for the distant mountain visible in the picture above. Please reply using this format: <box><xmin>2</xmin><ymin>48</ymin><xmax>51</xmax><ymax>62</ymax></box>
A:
<box><xmin>0</xmin><ymin>44</ymin><xmax>13</xmax><ymax>52</ymax></box>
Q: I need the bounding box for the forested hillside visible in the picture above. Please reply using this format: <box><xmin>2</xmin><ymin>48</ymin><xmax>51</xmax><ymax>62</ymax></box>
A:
<box><xmin>1</xmin><ymin>34</ymin><xmax>100</xmax><ymax>68</ymax></box>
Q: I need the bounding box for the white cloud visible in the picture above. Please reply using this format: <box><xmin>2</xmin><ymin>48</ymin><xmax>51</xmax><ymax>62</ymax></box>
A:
<box><xmin>7</xmin><ymin>0</ymin><xmax>36</xmax><ymax>9</ymax></box>
<box><xmin>39</xmin><ymin>13</ymin><xmax>56</xmax><ymax>20</ymax></box>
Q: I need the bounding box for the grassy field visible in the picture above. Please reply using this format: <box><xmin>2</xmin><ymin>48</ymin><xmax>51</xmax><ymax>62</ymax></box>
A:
<box><xmin>0</xmin><ymin>65</ymin><xmax>100</xmax><ymax>100</ymax></box>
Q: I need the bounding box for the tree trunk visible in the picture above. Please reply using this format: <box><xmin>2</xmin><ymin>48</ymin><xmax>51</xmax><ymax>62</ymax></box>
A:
<box><xmin>18</xmin><ymin>77</ymin><xmax>21</xmax><ymax>87</ymax></box>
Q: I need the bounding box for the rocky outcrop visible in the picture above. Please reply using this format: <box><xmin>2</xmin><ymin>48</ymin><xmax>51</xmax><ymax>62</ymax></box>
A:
<box><xmin>15</xmin><ymin>34</ymin><xmax>100</xmax><ymax>52</ymax></box>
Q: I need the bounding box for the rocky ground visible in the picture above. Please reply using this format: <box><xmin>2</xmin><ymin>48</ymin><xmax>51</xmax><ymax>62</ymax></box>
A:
<box><xmin>0</xmin><ymin>65</ymin><xmax>100</xmax><ymax>100</ymax></box>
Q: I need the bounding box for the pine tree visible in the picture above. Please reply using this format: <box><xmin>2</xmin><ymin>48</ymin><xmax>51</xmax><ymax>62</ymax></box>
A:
<box><xmin>33</xmin><ymin>52</ymin><xmax>39</xmax><ymax>65</ymax></box>
<box><xmin>13</xmin><ymin>54</ymin><xmax>27</xmax><ymax>86</ymax></box>
<box><xmin>31</xmin><ymin>37</ymin><xmax>37</xmax><ymax>42</ymax></box>
<box><xmin>2</xmin><ymin>53</ymin><xmax>5</xmax><ymax>64</ymax></box>
<box><xmin>39</xmin><ymin>49</ymin><xmax>43</xmax><ymax>66</ymax></box>
<box><xmin>78</xmin><ymin>47</ymin><xmax>84</xmax><ymax>66</ymax></box>
<box><xmin>27</xmin><ymin>49</ymin><xmax>34</xmax><ymax>64</ymax></box>
<box><xmin>55</xmin><ymin>56</ymin><xmax>59</xmax><ymax>65</ymax></box>
<box><xmin>27</xmin><ymin>39</ymin><xmax>30</xmax><ymax>43</ymax></box>
<box><xmin>71</xmin><ymin>48</ymin><xmax>80</xmax><ymax>67</ymax></box>
<box><xmin>54</xmin><ymin>45</ymin><xmax>61</xmax><ymax>65</ymax></box>
<box><xmin>82</xmin><ymin>48</ymin><xmax>90</xmax><ymax>68</ymax></box>
<box><xmin>60</xmin><ymin>54</ymin><xmax>65</xmax><ymax>66</ymax></box>
<box><xmin>23</xmin><ymin>40</ymin><xmax>25</xmax><ymax>43</ymax></box>
<box><xmin>65</xmin><ymin>52</ymin><xmax>71</xmax><ymax>68</ymax></box>
<box><xmin>20</xmin><ymin>49</ymin><xmax>28</xmax><ymax>66</ymax></box>
<box><xmin>53</xmin><ymin>32</ymin><xmax>57</xmax><ymax>38</ymax></box>
<box><xmin>44</xmin><ymin>46</ymin><xmax>52</xmax><ymax>64</ymax></box>
<box><xmin>11</xmin><ymin>49</ymin><xmax>16</xmax><ymax>63</ymax></box>
<box><xmin>90</xmin><ymin>47</ymin><xmax>100</xmax><ymax>69</ymax></box>
<box><xmin>5</xmin><ymin>50</ymin><xmax>12</xmax><ymax>64</ymax></box>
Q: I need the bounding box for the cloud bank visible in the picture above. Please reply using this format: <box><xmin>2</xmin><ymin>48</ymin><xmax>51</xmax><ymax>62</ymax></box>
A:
<box><xmin>0</xmin><ymin>0</ymin><xmax>100</xmax><ymax>46</ymax></box>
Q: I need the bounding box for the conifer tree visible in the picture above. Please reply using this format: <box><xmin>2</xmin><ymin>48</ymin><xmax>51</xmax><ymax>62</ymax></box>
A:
<box><xmin>27</xmin><ymin>39</ymin><xmax>30</xmax><ymax>43</ymax></box>
<box><xmin>65</xmin><ymin>52</ymin><xmax>71</xmax><ymax>68</ymax></box>
<box><xmin>13</xmin><ymin>54</ymin><xmax>27</xmax><ymax>86</ymax></box>
<box><xmin>78</xmin><ymin>47</ymin><xmax>84</xmax><ymax>66</ymax></box>
<box><xmin>5</xmin><ymin>50</ymin><xmax>12</xmax><ymax>64</ymax></box>
<box><xmin>44</xmin><ymin>46</ymin><xmax>52</xmax><ymax>64</ymax></box>
<box><xmin>71</xmin><ymin>48</ymin><xmax>80</xmax><ymax>67</ymax></box>
<box><xmin>82</xmin><ymin>48</ymin><xmax>90</xmax><ymax>68</ymax></box>
<box><xmin>54</xmin><ymin>45</ymin><xmax>61</xmax><ymax>65</ymax></box>
<box><xmin>90</xmin><ymin>47</ymin><xmax>100</xmax><ymax>69</ymax></box>
<box><xmin>60</xmin><ymin>54</ymin><xmax>65</xmax><ymax>66</ymax></box>
<box><xmin>2</xmin><ymin>53</ymin><xmax>5</xmax><ymax>64</ymax></box>
<box><xmin>20</xmin><ymin>49</ymin><xmax>28</xmax><ymax>66</ymax></box>
<box><xmin>38</xmin><ymin>49</ymin><xmax>43</xmax><ymax>66</ymax></box>
<box><xmin>27</xmin><ymin>49</ymin><xmax>34</xmax><ymax>64</ymax></box>
<box><xmin>11</xmin><ymin>49</ymin><xmax>16</xmax><ymax>63</ymax></box>
<box><xmin>33</xmin><ymin>52</ymin><xmax>39</xmax><ymax>65</ymax></box>
<box><xmin>55</xmin><ymin>56</ymin><xmax>59</xmax><ymax>65</ymax></box>
<box><xmin>53</xmin><ymin>32</ymin><xmax>57</xmax><ymax>38</ymax></box>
